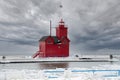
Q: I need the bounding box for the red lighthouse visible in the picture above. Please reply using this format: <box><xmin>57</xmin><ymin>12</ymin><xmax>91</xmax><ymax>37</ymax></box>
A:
<box><xmin>33</xmin><ymin>19</ymin><xmax>70</xmax><ymax>58</ymax></box>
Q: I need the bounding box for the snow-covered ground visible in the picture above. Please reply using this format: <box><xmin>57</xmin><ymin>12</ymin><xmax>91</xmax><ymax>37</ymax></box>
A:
<box><xmin>0</xmin><ymin>64</ymin><xmax>120</xmax><ymax>80</ymax></box>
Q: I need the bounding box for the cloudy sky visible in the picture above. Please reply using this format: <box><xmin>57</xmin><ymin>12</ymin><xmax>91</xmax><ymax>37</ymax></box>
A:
<box><xmin>0</xmin><ymin>0</ymin><xmax>120</xmax><ymax>56</ymax></box>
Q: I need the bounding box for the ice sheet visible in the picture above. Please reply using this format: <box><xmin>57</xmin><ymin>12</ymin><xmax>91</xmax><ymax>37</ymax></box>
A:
<box><xmin>0</xmin><ymin>64</ymin><xmax>120</xmax><ymax>80</ymax></box>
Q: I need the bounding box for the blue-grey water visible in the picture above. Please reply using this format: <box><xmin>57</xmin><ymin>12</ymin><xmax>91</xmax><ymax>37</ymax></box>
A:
<box><xmin>0</xmin><ymin>61</ymin><xmax>120</xmax><ymax>70</ymax></box>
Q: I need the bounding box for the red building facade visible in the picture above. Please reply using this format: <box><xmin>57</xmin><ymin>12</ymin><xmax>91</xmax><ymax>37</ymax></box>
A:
<box><xmin>33</xmin><ymin>19</ymin><xmax>70</xmax><ymax>58</ymax></box>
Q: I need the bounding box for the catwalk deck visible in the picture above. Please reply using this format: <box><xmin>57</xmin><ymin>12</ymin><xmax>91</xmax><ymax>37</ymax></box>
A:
<box><xmin>0</xmin><ymin>57</ymin><xmax>119</xmax><ymax>64</ymax></box>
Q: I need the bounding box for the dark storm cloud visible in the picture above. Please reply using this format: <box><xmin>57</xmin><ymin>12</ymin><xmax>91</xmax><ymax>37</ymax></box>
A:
<box><xmin>0</xmin><ymin>0</ymin><xmax>62</xmax><ymax>55</ymax></box>
<box><xmin>64</xmin><ymin>0</ymin><xmax>120</xmax><ymax>54</ymax></box>
<box><xmin>0</xmin><ymin>0</ymin><xmax>60</xmax><ymax>44</ymax></box>
<box><xmin>0</xmin><ymin>0</ymin><xmax>120</xmax><ymax>55</ymax></box>
<box><xmin>71</xmin><ymin>24</ymin><xmax>120</xmax><ymax>52</ymax></box>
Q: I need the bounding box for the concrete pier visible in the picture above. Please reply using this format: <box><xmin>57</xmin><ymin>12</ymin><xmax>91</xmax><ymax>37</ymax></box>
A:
<box><xmin>0</xmin><ymin>56</ymin><xmax>119</xmax><ymax>64</ymax></box>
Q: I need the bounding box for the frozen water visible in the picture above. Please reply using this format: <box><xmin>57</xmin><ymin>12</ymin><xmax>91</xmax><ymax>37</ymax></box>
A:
<box><xmin>0</xmin><ymin>55</ymin><xmax>120</xmax><ymax>80</ymax></box>
<box><xmin>0</xmin><ymin>64</ymin><xmax>120</xmax><ymax>80</ymax></box>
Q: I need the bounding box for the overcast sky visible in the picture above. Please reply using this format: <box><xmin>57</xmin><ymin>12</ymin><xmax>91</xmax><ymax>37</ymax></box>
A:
<box><xmin>0</xmin><ymin>0</ymin><xmax>120</xmax><ymax>56</ymax></box>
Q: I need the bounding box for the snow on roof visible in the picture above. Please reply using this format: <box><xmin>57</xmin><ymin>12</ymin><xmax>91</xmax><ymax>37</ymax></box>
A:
<box><xmin>39</xmin><ymin>36</ymin><xmax>60</xmax><ymax>43</ymax></box>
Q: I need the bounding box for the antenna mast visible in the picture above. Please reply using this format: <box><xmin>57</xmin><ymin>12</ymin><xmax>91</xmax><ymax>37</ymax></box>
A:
<box><xmin>50</xmin><ymin>20</ymin><xmax>52</xmax><ymax>36</ymax></box>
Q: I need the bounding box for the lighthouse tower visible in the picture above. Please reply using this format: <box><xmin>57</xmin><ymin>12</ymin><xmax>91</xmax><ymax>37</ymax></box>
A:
<box><xmin>56</xmin><ymin>19</ymin><xmax>67</xmax><ymax>38</ymax></box>
<box><xmin>33</xmin><ymin>19</ymin><xmax>70</xmax><ymax>58</ymax></box>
